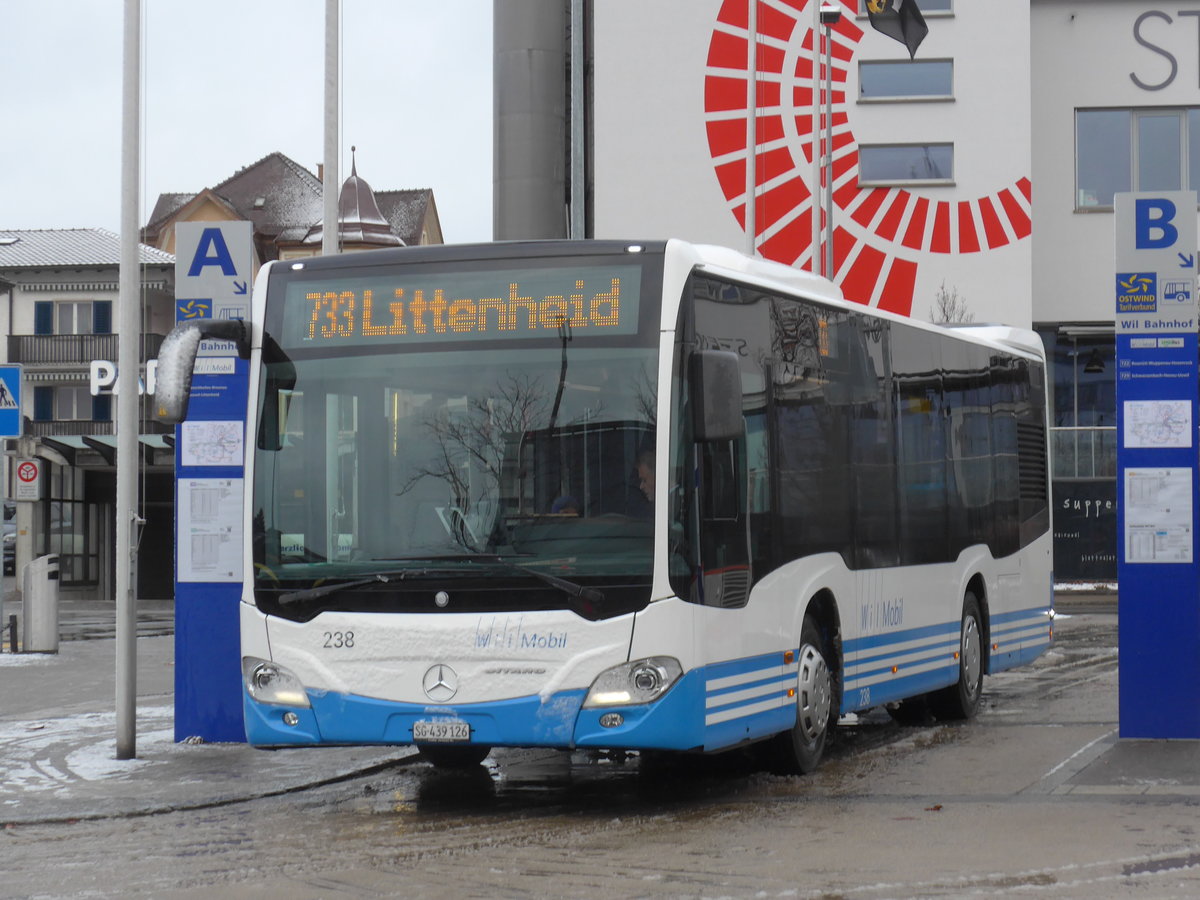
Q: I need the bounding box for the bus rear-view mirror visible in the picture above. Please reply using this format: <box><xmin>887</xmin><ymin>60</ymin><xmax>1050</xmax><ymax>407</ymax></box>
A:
<box><xmin>691</xmin><ymin>350</ymin><xmax>743</xmax><ymax>442</ymax></box>
<box><xmin>154</xmin><ymin>318</ymin><xmax>250</xmax><ymax>424</ymax></box>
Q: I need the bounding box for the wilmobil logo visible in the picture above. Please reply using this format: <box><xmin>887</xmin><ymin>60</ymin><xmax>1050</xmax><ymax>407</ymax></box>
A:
<box><xmin>1117</xmin><ymin>272</ymin><xmax>1157</xmax><ymax>313</ymax></box>
<box><xmin>474</xmin><ymin>616</ymin><xmax>569</xmax><ymax>651</ymax></box>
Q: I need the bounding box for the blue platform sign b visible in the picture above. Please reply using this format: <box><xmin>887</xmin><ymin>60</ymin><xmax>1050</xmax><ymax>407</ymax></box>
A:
<box><xmin>1135</xmin><ymin>198</ymin><xmax>1179</xmax><ymax>249</ymax></box>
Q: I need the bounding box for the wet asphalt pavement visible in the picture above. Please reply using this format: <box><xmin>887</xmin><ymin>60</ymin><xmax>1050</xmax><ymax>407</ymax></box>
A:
<box><xmin>2</xmin><ymin>591</ymin><xmax>1199</xmax><ymax>897</ymax></box>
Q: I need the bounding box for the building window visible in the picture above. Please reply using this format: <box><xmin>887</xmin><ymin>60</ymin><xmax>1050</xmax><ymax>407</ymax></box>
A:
<box><xmin>859</xmin><ymin>143</ymin><xmax>953</xmax><ymax>184</ymax></box>
<box><xmin>1076</xmin><ymin>108</ymin><xmax>1200</xmax><ymax>209</ymax></box>
<box><xmin>33</xmin><ymin>300</ymin><xmax>112</xmax><ymax>335</ymax></box>
<box><xmin>859</xmin><ymin>60</ymin><xmax>953</xmax><ymax>100</ymax></box>
<box><xmin>33</xmin><ymin>386</ymin><xmax>111</xmax><ymax>422</ymax></box>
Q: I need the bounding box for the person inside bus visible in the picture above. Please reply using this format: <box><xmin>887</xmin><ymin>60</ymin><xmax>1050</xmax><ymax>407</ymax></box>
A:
<box><xmin>623</xmin><ymin>447</ymin><xmax>655</xmax><ymax>520</ymax></box>
<box><xmin>636</xmin><ymin>449</ymin><xmax>655</xmax><ymax>503</ymax></box>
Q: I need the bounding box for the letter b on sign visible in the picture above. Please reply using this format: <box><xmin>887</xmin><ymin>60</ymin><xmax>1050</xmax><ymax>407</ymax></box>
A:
<box><xmin>1135</xmin><ymin>198</ymin><xmax>1178</xmax><ymax>249</ymax></box>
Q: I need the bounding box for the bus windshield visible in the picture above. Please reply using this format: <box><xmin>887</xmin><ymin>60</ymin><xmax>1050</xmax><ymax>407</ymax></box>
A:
<box><xmin>251</xmin><ymin>252</ymin><xmax>661</xmax><ymax>618</ymax></box>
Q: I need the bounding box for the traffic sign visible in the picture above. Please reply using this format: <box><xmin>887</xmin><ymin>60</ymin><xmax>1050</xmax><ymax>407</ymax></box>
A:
<box><xmin>14</xmin><ymin>457</ymin><xmax>41</xmax><ymax>500</ymax></box>
<box><xmin>0</xmin><ymin>365</ymin><xmax>22</xmax><ymax>438</ymax></box>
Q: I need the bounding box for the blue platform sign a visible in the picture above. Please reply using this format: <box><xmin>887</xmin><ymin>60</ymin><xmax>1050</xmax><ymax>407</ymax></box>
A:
<box><xmin>1114</xmin><ymin>191</ymin><xmax>1200</xmax><ymax>740</ymax></box>
<box><xmin>0</xmin><ymin>365</ymin><xmax>21</xmax><ymax>438</ymax></box>
<box><xmin>172</xmin><ymin>221</ymin><xmax>253</xmax><ymax>743</ymax></box>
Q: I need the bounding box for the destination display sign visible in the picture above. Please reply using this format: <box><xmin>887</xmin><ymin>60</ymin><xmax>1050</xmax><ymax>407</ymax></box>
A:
<box><xmin>281</xmin><ymin>264</ymin><xmax>643</xmax><ymax>349</ymax></box>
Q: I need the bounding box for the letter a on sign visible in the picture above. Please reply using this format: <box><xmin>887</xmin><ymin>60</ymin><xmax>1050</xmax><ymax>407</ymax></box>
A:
<box><xmin>188</xmin><ymin>227</ymin><xmax>239</xmax><ymax>277</ymax></box>
<box><xmin>1135</xmin><ymin>198</ymin><xmax>1179</xmax><ymax>250</ymax></box>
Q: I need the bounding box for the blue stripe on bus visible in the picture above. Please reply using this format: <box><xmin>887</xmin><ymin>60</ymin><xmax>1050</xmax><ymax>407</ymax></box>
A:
<box><xmin>697</xmin><ymin>651</ymin><xmax>799</xmax><ymax>749</ymax></box>
<box><xmin>991</xmin><ymin>606</ymin><xmax>1051</xmax><ymax>625</ymax></box>
<box><xmin>844</xmin><ymin>620</ymin><xmax>958</xmax><ymax>654</ymax></box>
<box><xmin>703</xmin><ymin>648</ymin><xmax>794</xmax><ymax>679</ymax></box>
<box><xmin>846</xmin><ymin>665</ymin><xmax>958</xmax><ymax>709</ymax></box>
<box><xmin>854</xmin><ymin>638</ymin><xmax>958</xmax><ymax>669</ymax></box>
<box><xmin>855</xmin><ymin>649</ymin><xmax>958</xmax><ymax>682</ymax></box>
<box><xmin>700</xmin><ymin>676</ymin><xmax>796</xmax><ymax>710</ymax></box>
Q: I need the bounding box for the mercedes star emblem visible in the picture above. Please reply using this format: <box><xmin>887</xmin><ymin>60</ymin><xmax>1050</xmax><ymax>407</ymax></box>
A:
<box><xmin>422</xmin><ymin>664</ymin><xmax>459</xmax><ymax>702</ymax></box>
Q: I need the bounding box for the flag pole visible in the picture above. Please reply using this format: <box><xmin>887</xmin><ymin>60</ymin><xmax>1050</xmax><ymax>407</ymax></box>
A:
<box><xmin>823</xmin><ymin>5</ymin><xmax>840</xmax><ymax>279</ymax></box>
<box><xmin>747</xmin><ymin>0</ymin><xmax>757</xmax><ymax>256</ymax></box>
<box><xmin>811</xmin><ymin>1</ymin><xmax>821</xmax><ymax>274</ymax></box>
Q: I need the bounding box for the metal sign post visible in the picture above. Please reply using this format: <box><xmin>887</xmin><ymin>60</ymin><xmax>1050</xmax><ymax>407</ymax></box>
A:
<box><xmin>1114</xmin><ymin>191</ymin><xmax>1200</xmax><ymax>739</ymax></box>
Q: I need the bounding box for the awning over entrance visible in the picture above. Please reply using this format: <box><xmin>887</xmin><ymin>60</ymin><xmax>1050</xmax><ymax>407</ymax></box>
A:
<box><xmin>33</xmin><ymin>434</ymin><xmax>175</xmax><ymax>468</ymax></box>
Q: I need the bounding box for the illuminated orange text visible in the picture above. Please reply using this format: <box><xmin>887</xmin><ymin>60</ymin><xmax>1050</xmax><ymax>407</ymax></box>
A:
<box><xmin>305</xmin><ymin>278</ymin><xmax>622</xmax><ymax>341</ymax></box>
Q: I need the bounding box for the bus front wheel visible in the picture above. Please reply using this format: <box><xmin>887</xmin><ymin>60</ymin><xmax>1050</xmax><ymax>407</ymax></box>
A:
<box><xmin>767</xmin><ymin>614</ymin><xmax>834</xmax><ymax>774</ymax></box>
<box><xmin>929</xmin><ymin>592</ymin><xmax>984</xmax><ymax>720</ymax></box>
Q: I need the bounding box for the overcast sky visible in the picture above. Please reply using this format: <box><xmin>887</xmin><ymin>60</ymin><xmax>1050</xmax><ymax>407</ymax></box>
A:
<box><xmin>0</xmin><ymin>1</ymin><xmax>493</xmax><ymax>243</ymax></box>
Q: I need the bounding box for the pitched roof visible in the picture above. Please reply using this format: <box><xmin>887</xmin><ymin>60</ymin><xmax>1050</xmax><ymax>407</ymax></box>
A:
<box><xmin>143</xmin><ymin>151</ymin><xmax>442</xmax><ymax>250</ymax></box>
<box><xmin>143</xmin><ymin>151</ymin><xmax>323</xmax><ymax>241</ymax></box>
<box><xmin>377</xmin><ymin>189</ymin><xmax>435</xmax><ymax>245</ymax></box>
<box><xmin>0</xmin><ymin>228</ymin><xmax>175</xmax><ymax>269</ymax></box>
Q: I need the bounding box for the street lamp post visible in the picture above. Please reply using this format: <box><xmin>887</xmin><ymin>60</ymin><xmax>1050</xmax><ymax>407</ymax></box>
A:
<box><xmin>819</xmin><ymin>3</ymin><xmax>841</xmax><ymax>280</ymax></box>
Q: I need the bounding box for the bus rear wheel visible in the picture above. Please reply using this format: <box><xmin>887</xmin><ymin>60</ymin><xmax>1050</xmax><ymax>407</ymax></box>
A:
<box><xmin>420</xmin><ymin>744</ymin><xmax>492</xmax><ymax>769</ymax></box>
<box><xmin>929</xmin><ymin>592</ymin><xmax>984</xmax><ymax>720</ymax></box>
<box><xmin>766</xmin><ymin>615</ymin><xmax>834</xmax><ymax>775</ymax></box>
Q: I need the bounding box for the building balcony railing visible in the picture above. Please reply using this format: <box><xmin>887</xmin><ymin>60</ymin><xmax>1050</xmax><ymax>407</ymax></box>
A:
<box><xmin>1051</xmin><ymin>426</ymin><xmax>1117</xmax><ymax>480</ymax></box>
<box><xmin>24</xmin><ymin>417</ymin><xmax>173</xmax><ymax>437</ymax></box>
<box><xmin>7</xmin><ymin>332</ymin><xmax>165</xmax><ymax>366</ymax></box>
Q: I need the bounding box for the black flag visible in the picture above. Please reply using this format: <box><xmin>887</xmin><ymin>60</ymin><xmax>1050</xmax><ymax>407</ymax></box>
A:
<box><xmin>866</xmin><ymin>0</ymin><xmax>928</xmax><ymax>59</ymax></box>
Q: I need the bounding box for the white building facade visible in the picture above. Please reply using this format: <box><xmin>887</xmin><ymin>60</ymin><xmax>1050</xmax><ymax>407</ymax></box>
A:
<box><xmin>577</xmin><ymin>0</ymin><xmax>1199</xmax><ymax>581</ymax></box>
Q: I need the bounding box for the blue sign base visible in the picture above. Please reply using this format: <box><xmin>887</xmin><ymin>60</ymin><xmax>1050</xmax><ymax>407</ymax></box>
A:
<box><xmin>1116</xmin><ymin>332</ymin><xmax>1200</xmax><ymax>739</ymax></box>
<box><xmin>173</xmin><ymin>359</ymin><xmax>249</xmax><ymax>743</ymax></box>
<box><xmin>174</xmin><ymin>589</ymin><xmax>246</xmax><ymax>742</ymax></box>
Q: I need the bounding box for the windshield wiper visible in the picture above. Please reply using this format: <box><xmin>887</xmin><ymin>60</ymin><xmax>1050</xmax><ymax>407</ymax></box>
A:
<box><xmin>484</xmin><ymin>558</ymin><xmax>607</xmax><ymax>620</ymax></box>
<box><xmin>278</xmin><ymin>572</ymin><xmax>397</xmax><ymax>607</ymax></box>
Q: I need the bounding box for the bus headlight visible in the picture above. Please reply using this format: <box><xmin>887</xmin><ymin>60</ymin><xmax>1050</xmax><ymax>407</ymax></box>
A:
<box><xmin>242</xmin><ymin>657</ymin><xmax>311</xmax><ymax>708</ymax></box>
<box><xmin>583</xmin><ymin>657</ymin><xmax>682</xmax><ymax>707</ymax></box>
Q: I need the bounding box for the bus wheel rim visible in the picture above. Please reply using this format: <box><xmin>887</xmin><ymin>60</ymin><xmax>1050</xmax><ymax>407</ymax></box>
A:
<box><xmin>796</xmin><ymin>643</ymin><xmax>831</xmax><ymax>742</ymax></box>
<box><xmin>962</xmin><ymin>616</ymin><xmax>982</xmax><ymax>700</ymax></box>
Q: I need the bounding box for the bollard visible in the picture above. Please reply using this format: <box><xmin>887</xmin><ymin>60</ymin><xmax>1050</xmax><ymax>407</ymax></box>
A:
<box><xmin>21</xmin><ymin>555</ymin><xmax>59</xmax><ymax>653</ymax></box>
<box><xmin>6</xmin><ymin>613</ymin><xmax>15</xmax><ymax>653</ymax></box>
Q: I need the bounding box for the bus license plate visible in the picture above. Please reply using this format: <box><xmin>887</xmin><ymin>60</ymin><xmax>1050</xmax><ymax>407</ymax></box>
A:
<box><xmin>412</xmin><ymin>720</ymin><xmax>470</xmax><ymax>742</ymax></box>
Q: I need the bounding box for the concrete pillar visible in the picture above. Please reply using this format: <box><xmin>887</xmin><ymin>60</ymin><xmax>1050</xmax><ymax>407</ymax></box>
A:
<box><xmin>494</xmin><ymin>0</ymin><xmax>569</xmax><ymax>240</ymax></box>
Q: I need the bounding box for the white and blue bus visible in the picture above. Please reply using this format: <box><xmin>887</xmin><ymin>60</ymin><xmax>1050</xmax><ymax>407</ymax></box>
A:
<box><xmin>157</xmin><ymin>239</ymin><xmax>1053</xmax><ymax>772</ymax></box>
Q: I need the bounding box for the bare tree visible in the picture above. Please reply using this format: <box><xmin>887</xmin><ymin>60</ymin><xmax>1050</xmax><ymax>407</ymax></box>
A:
<box><xmin>930</xmin><ymin>281</ymin><xmax>974</xmax><ymax>324</ymax></box>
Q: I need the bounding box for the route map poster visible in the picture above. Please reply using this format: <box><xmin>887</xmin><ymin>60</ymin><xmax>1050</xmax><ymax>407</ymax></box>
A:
<box><xmin>1122</xmin><ymin>399</ymin><xmax>1192</xmax><ymax>449</ymax></box>
<box><xmin>180</xmin><ymin>419</ymin><xmax>244</xmax><ymax>467</ymax></box>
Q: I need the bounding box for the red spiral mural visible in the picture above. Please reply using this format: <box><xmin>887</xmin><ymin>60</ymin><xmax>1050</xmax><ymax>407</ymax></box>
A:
<box><xmin>704</xmin><ymin>0</ymin><xmax>1031</xmax><ymax>316</ymax></box>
